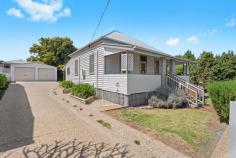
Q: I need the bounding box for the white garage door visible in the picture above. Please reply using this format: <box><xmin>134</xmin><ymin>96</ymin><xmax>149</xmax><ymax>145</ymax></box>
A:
<box><xmin>38</xmin><ymin>68</ymin><xmax>55</xmax><ymax>81</ymax></box>
<box><xmin>15</xmin><ymin>67</ymin><xmax>35</xmax><ymax>81</ymax></box>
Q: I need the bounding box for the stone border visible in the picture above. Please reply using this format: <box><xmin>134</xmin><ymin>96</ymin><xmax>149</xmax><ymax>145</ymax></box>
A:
<box><xmin>69</xmin><ymin>94</ymin><xmax>95</xmax><ymax>104</ymax></box>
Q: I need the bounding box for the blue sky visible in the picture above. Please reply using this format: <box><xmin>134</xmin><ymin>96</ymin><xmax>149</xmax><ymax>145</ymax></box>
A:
<box><xmin>0</xmin><ymin>0</ymin><xmax>236</xmax><ymax>61</ymax></box>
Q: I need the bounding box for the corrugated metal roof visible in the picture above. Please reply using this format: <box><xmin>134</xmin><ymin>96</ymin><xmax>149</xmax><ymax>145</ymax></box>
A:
<box><xmin>104</xmin><ymin>31</ymin><xmax>161</xmax><ymax>52</ymax></box>
<box><xmin>69</xmin><ymin>31</ymin><xmax>195</xmax><ymax>63</ymax></box>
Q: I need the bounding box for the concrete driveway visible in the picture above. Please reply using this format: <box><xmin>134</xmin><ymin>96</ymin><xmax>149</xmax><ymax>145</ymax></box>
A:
<box><xmin>0</xmin><ymin>82</ymin><xmax>188</xmax><ymax>158</ymax></box>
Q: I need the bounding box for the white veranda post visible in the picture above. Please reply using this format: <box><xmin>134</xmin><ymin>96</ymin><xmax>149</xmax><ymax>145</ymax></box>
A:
<box><xmin>159</xmin><ymin>58</ymin><xmax>167</xmax><ymax>87</ymax></box>
<box><xmin>170</xmin><ymin>59</ymin><xmax>176</xmax><ymax>75</ymax></box>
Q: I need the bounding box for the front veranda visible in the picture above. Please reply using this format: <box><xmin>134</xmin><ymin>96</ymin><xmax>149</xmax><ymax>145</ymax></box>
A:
<box><xmin>102</xmin><ymin>51</ymin><xmax>191</xmax><ymax>106</ymax></box>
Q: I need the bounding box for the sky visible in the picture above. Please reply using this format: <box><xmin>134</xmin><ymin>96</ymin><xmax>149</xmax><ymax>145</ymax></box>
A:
<box><xmin>0</xmin><ymin>0</ymin><xmax>236</xmax><ymax>61</ymax></box>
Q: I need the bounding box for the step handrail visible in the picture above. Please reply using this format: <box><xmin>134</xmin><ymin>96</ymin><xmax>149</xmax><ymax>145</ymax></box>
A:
<box><xmin>166</xmin><ymin>75</ymin><xmax>204</xmax><ymax>106</ymax></box>
<box><xmin>172</xmin><ymin>75</ymin><xmax>204</xmax><ymax>91</ymax></box>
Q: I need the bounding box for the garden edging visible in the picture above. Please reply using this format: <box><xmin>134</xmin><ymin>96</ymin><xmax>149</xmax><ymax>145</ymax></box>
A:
<box><xmin>69</xmin><ymin>94</ymin><xmax>95</xmax><ymax>104</ymax></box>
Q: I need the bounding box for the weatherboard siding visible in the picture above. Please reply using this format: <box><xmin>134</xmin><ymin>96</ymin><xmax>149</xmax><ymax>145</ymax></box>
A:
<box><xmin>66</xmin><ymin>46</ymin><xmax>104</xmax><ymax>88</ymax></box>
<box><xmin>103</xmin><ymin>74</ymin><xmax>128</xmax><ymax>94</ymax></box>
<box><xmin>65</xmin><ymin>46</ymin><xmax>129</xmax><ymax>94</ymax></box>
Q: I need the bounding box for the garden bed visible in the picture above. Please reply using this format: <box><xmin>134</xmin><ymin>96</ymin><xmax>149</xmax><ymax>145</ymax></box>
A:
<box><xmin>105</xmin><ymin>106</ymin><xmax>226</xmax><ymax>158</ymax></box>
<box><xmin>69</xmin><ymin>94</ymin><xmax>95</xmax><ymax>104</ymax></box>
<box><xmin>59</xmin><ymin>81</ymin><xmax>96</xmax><ymax>104</ymax></box>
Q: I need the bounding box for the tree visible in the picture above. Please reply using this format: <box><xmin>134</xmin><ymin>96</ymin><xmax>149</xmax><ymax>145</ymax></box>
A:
<box><xmin>181</xmin><ymin>49</ymin><xmax>196</xmax><ymax>61</ymax></box>
<box><xmin>196</xmin><ymin>51</ymin><xmax>215</xmax><ymax>88</ymax></box>
<box><xmin>211</xmin><ymin>50</ymin><xmax>236</xmax><ymax>81</ymax></box>
<box><xmin>27</xmin><ymin>37</ymin><xmax>77</xmax><ymax>69</ymax></box>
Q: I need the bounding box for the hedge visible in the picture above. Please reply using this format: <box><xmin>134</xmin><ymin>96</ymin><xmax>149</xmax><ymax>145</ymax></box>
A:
<box><xmin>208</xmin><ymin>80</ymin><xmax>236</xmax><ymax>122</ymax></box>
<box><xmin>0</xmin><ymin>74</ymin><xmax>7</xmax><ymax>89</ymax></box>
<box><xmin>71</xmin><ymin>83</ymin><xmax>95</xmax><ymax>99</ymax></box>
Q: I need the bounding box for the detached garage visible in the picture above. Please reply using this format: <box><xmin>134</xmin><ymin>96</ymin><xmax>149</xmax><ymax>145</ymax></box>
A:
<box><xmin>7</xmin><ymin>61</ymin><xmax>57</xmax><ymax>81</ymax></box>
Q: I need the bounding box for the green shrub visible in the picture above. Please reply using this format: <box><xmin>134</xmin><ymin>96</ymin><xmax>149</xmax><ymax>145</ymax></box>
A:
<box><xmin>148</xmin><ymin>96</ymin><xmax>169</xmax><ymax>108</ymax></box>
<box><xmin>60</xmin><ymin>80</ymin><xmax>74</xmax><ymax>89</ymax></box>
<box><xmin>0</xmin><ymin>74</ymin><xmax>7</xmax><ymax>89</ymax></box>
<box><xmin>208</xmin><ymin>80</ymin><xmax>236</xmax><ymax>122</ymax></box>
<box><xmin>71</xmin><ymin>83</ymin><xmax>95</xmax><ymax>99</ymax></box>
<box><xmin>167</xmin><ymin>91</ymin><xmax>188</xmax><ymax>109</ymax></box>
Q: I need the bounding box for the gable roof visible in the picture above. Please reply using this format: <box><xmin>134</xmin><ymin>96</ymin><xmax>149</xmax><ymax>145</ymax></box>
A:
<box><xmin>104</xmin><ymin>31</ymin><xmax>162</xmax><ymax>52</ymax></box>
<box><xmin>69</xmin><ymin>31</ymin><xmax>194</xmax><ymax>63</ymax></box>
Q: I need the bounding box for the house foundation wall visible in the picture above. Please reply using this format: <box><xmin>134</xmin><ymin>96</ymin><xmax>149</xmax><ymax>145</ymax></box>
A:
<box><xmin>96</xmin><ymin>89</ymin><xmax>157</xmax><ymax>107</ymax></box>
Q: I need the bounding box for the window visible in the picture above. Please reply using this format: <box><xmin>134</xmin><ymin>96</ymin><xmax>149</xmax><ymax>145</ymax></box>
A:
<box><xmin>154</xmin><ymin>59</ymin><xmax>159</xmax><ymax>74</ymax></box>
<box><xmin>4</xmin><ymin>64</ymin><xmax>10</xmax><ymax>69</ymax></box>
<box><xmin>67</xmin><ymin>67</ymin><xmax>70</xmax><ymax>75</ymax></box>
<box><xmin>75</xmin><ymin>60</ymin><xmax>78</xmax><ymax>76</ymax></box>
<box><xmin>140</xmin><ymin>55</ymin><xmax>147</xmax><ymax>74</ymax></box>
<box><xmin>82</xmin><ymin>69</ymin><xmax>86</xmax><ymax>80</ymax></box>
<box><xmin>89</xmin><ymin>54</ymin><xmax>94</xmax><ymax>74</ymax></box>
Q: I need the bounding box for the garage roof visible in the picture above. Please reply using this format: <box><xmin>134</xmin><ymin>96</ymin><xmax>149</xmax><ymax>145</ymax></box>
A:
<box><xmin>4</xmin><ymin>60</ymin><xmax>56</xmax><ymax>68</ymax></box>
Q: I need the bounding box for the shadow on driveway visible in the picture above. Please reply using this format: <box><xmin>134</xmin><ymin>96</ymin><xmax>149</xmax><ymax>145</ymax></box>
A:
<box><xmin>22</xmin><ymin>139</ymin><xmax>133</xmax><ymax>158</ymax></box>
<box><xmin>0</xmin><ymin>83</ymin><xmax>34</xmax><ymax>152</ymax></box>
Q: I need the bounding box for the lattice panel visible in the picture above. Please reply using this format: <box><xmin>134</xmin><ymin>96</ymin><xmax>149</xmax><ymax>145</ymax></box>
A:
<box><xmin>128</xmin><ymin>54</ymin><xmax>133</xmax><ymax>71</ymax></box>
<box><xmin>121</xmin><ymin>53</ymin><xmax>127</xmax><ymax>71</ymax></box>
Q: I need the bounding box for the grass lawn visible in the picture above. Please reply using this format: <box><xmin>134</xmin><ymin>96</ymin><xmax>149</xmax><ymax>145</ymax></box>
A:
<box><xmin>107</xmin><ymin>108</ymin><xmax>216</xmax><ymax>157</ymax></box>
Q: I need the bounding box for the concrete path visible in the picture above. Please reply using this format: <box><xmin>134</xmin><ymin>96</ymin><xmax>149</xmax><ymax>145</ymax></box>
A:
<box><xmin>0</xmin><ymin>82</ymin><xmax>188</xmax><ymax>158</ymax></box>
<box><xmin>210</xmin><ymin>127</ymin><xmax>229</xmax><ymax>158</ymax></box>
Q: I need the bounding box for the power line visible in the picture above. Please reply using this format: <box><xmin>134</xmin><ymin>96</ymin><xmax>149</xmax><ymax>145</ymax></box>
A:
<box><xmin>90</xmin><ymin>0</ymin><xmax>111</xmax><ymax>42</ymax></box>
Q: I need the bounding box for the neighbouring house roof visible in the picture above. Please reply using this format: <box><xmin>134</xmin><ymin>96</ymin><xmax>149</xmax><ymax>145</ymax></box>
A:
<box><xmin>69</xmin><ymin>31</ymin><xmax>195</xmax><ymax>63</ymax></box>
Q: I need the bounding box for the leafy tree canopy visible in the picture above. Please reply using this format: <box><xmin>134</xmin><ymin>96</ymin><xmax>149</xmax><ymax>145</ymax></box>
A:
<box><xmin>27</xmin><ymin>37</ymin><xmax>77</xmax><ymax>69</ymax></box>
<box><xmin>181</xmin><ymin>49</ymin><xmax>196</xmax><ymax>61</ymax></box>
<box><xmin>177</xmin><ymin>50</ymin><xmax>236</xmax><ymax>87</ymax></box>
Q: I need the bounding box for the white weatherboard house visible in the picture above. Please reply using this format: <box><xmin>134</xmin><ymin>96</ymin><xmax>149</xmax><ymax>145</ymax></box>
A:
<box><xmin>0</xmin><ymin>60</ymin><xmax>57</xmax><ymax>81</ymax></box>
<box><xmin>65</xmin><ymin>31</ymin><xmax>194</xmax><ymax>106</ymax></box>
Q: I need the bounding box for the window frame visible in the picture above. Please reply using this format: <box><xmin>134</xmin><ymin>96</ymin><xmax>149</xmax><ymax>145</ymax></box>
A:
<box><xmin>140</xmin><ymin>55</ymin><xmax>147</xmax><ymax>74</ymax></box>
<box><xmin>67</xmin><ymin>67</ymin><xmax>70</xmax><ymax>75</ymax></box>
<box><xmin>89</xmin><ymin>53</ymin><xmax>95</xmax><ymax>75</ymax></box>
<box><xmin>82</xmin><ymin>69</ymin><xmax>86</xmax><ymax>80</ymax></box>
<box><xmin>74</xmin><ymin>60</ymin><xmax>78</xmax><ymax>76</ymax></box>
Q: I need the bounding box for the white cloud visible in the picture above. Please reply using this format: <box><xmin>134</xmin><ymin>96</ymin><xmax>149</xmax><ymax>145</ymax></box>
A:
<box><xmin>187</xmin><ymin>35</ymin><xmax>199</xmax><ymax>44</ymax></box>
<box><xmin>226</xmin><ymin>18</ymin><xmax>235</xmax><ymax>27</ymax></box>
<box><xmin>198</xmin><ymin>29</ymin><xmax>218</xmax><ymax>36</ymax></box>
<box><xmin>165</xmin><ymin>38</ymin><xmax>180</xmax><ymax>46</ymax></box>
<box><xmin>7</xmin><ymin>8</ymin><xmax>24</xmax><ymax>18</ymax></box>
<box><xmin>57</xmin><ymin>8</ymin><xmax>71</xmax><ymax>17</ymax></box>
<box><xmin>10</xmin><ymin>0</ymin><xmax>71</xmax><ymax>22</ymax></box>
